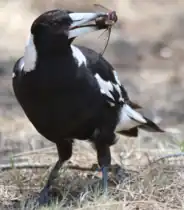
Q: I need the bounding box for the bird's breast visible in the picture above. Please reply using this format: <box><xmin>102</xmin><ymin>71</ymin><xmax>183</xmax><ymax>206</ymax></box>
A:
<box><xmin>12</xmin><ymin>63</ymin><xmax>106</xmax><ymax>139</ymax></box>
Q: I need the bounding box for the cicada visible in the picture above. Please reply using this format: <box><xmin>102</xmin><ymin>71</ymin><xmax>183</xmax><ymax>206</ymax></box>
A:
<box><xmin>94</xmin><ymin>4</ymin><xmax>118</xmax><ymax>55</ymax></box>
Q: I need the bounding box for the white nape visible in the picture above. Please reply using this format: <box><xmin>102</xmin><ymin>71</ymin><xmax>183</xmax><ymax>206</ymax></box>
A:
<box><xmin>116</xmin><ymin>104</ymin><xmax>146</xmax><ymax>132</ymax></box>
<box><xmin>71</xmin><ymin>45</ymin><xmax>87</xmax><ymax>67</ymax></box>
<box><xmin>24</xmin><ymin>34</ymin><xmax>37</xmax><ymax>72</ymax></box>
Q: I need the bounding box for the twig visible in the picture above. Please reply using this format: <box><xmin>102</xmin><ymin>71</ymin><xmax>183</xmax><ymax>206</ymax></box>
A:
<box><xmin>0</xmin><ymin>163</ymin><xmax>50</xmax><ymax>171</ymax></box>
<box><xmin>0</xmin><ymin>163</ymin><xmax>138</xmax><ymax>174</ymax></box>
<box><xmin>0</xmin><ymin>163</ymin><xmax>96</xmax><ymax>172</ymax></box>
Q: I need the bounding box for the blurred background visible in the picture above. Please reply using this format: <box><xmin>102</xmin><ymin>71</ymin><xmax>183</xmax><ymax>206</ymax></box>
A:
<box><xmin>1</xmin><ymin>0</ymin><xmax>184</xmax><ymax>168</ymax></box>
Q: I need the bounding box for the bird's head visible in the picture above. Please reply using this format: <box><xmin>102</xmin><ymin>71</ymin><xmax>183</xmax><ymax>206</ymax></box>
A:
<box><xmin>29</xmin><ymin>9</ymin><xmax>108</xmax><ymax>55</ymax></box>
<box><xmin>23</xmin><ymin>9</ymin><xmax>109</xmax><ymax>71</ymax></box>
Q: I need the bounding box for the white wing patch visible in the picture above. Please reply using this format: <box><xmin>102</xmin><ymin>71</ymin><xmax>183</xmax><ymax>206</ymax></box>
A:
<box><xmin>113</xmin><ymin>70</ymin><xmax>121</xmax><ymax>85</ymax></box>
<box><xmin>115</xmin><ymin>104</ymin><xmax>146</xmax><ymax>131</ymax></box>
<box><xmin>95</xmin><ymin>73</ymin><xmax>114</xmax><ymax>100</ymax></box>
<box><xmin>71</xmin><ymin>45</ymin><xmax>87</xmax><ymax>67</ymax></box>
<box><xmin>24</xmin><ymin>34</ymin><xmax>37</xmax><ymax>72</ymax></box>
<box><xmin>113</xmin><ymin>70</ymin><xmax>124</xmax><ymax>102</ymax></box>
<box><xmin>95</xmin><ymin>73</ymin><xmax>124</xmax><ymax>105</ymax></box>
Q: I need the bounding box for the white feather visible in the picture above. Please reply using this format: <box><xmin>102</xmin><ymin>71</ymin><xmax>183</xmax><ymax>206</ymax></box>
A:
<box><xmin>12</xmin><ymin>59</ymin><xmax>24</xmax><ymax>78</ymax></box>
<box><xmin>24</xmin><ymin>34</ymin><xmax>37</xmax><ymax>72</ymax></box>
<box><xmin>71</xmin><ymin>45</ymin><xmax>87</xmax><ymax>67</ymax></box>
<box><xmin>19</xmin><ymin>58</ymin><xmax>24</xmax><ymax>71</ymax></box>
<box><xmin>23</xmin><ymin>36</ymin><xmax>86</xmax><ymax>71</ymax></box>
<box><xmin>113</xmin><ymin>70</ymin><xmax>124</xmax><ymax>102</ymax></box>
<box><xmin>12</xmin><ymin>72</ymin><xmax>15</xmax><ymax>78</ymax></box>
<box><xmin>95</xmin><ymin>73</ymin><xmax>114</xmax><ymax>101</ymax></box>
<box><xmin>116</xmin><ymin>104</ymin><xmax>146</xmax><ymax>132</ymax></box>
<box><xmin>113</xmin><ymin>70</ymin><xmax>121</xmax><ymax>85</ymax></box>
<box><xmin>95</xmin><ymin>73</ymin><xmax>124</xmax><ymax>104</ymax></box>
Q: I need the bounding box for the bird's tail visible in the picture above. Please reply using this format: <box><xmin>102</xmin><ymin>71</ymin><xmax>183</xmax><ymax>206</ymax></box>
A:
<box><xmin>116</xmin><ymin>104</ymin><xmax>164</xmax><ymax>137</ymax></box>
<box><xmin>138</xmin><ymin>116</ymin><xmax>164</xmax><ymax>132</ymax></box>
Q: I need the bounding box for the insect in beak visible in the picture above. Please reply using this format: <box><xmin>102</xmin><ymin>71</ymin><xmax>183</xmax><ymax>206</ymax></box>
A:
<box><xmin>68</xmin><ymin>10</ymin><xmax>117</xmax><ymax>39</ymax></box>
<box><xmin>93</xmin><ymin>4</ymin><xmax>118</xmax><ymax>55</ymax></box>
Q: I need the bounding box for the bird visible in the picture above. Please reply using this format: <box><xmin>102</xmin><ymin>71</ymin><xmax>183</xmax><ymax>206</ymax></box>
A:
<box><xmin>12</xmin><ymin>9</ymin><xmax>164</xmax><ymax>205</ymax></box>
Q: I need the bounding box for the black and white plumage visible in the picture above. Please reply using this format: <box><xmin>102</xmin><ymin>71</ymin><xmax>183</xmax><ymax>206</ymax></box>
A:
<box><xmin>12</xmin><ymin>9</ymin><xmax>164</xmax><ymax>204</ymax></box>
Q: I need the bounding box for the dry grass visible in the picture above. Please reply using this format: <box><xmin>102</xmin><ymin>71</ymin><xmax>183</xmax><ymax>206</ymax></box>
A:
<box><xmin>0</xmin><ymin>107</ymin><xmax>183</xmax><ymax>210</ymax></box>
<box><xmin>0</xmin><ymin>148</ymin><xmax>184</xmax><ymax>210</ymax></box>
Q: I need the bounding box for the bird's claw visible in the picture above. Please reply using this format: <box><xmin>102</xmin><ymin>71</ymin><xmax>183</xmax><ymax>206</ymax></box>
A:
<box><xmin>37</xmin><ymin>186</ymin><xmax>51</xmax><ymax>206</ymax></box>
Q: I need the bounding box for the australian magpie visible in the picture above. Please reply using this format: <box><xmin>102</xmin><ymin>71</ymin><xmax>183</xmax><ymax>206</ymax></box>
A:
<box><xmin>12</xmin><ymin>9</ymin><xmax>164</xmax><ymax>204</ymax></box>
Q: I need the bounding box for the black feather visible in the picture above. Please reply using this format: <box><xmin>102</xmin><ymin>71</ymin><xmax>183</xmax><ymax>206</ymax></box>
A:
<box><xmin>139</xmin><ymin>117</ymin><xmax>165</xmax><ymax>133</ymax></box>
<box><xmin>118</xmin><ymin>127</ymin><xmax>138</xmax><ymax>137</ymax></box>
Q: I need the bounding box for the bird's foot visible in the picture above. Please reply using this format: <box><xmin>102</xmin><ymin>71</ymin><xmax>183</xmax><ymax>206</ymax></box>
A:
<box><xmin>37</xmin><ymin>185</ymin><xmax>51</xmax><ymax>206</ymax></box>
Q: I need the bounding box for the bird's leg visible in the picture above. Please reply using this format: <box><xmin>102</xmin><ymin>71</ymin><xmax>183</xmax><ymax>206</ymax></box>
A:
<box><xmin>38</xmin><ymin>159</ymin><xmax>63</xmax><ymax>205</ymax></box>
<box><xmin>38</xmin><ymin>140</ymin><xmax>73</xmax><ymax>205</ymax></box>
<box><xmin>95</xmin><ymin>142</ymin><xmax>111</xmax><ymax>194</ymax></box>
